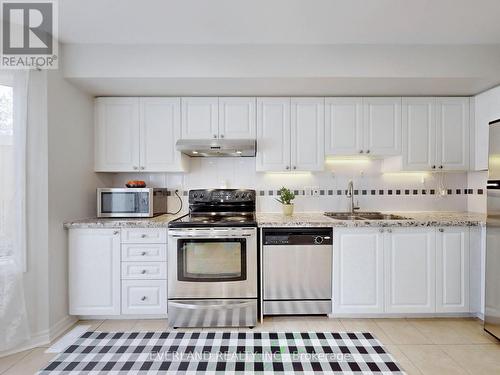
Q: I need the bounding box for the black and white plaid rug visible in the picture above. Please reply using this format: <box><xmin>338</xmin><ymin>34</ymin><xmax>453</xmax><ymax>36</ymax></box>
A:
<box><xmin>39</xmin><ymin>331</ymin><xmax>404</xmax><ymax>374</ymax></box>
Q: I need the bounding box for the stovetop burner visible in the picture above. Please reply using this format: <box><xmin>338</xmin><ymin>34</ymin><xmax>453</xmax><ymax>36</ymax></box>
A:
<box><xmin>168</xmin><ymin>189</ymin><xmax>257</xmax><ymax>228</ymax></box>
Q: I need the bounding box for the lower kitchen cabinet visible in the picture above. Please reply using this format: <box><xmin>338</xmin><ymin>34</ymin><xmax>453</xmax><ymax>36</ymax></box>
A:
<box><xmin>333</xmin><ymin>226</ymin><xmax>471</xmax><ymax>315</ymax></box>
<box><xmin>69</xmin><ymin>229</ymin><xmax>121</xmax><ymax>315</ymax></box>
<box><xmin>436</xmin><ymin>227</ymin><xmax>470</xmax><ymax>312</ymax></box>
<box><xmin>333</xmin><ymin>228</ymin><xmax>385</xmax><ymax>314</ymax></box>
<box><xmin>384</xmin><ymin>228</ymin><xmax>436</xmax><ymax>313</ymax></box>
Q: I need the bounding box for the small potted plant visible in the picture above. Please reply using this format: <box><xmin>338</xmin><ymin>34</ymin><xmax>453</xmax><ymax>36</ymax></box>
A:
<box><xmin>276</xmin><ymin>187</ymin><xmax>295</xmax><ymax>216</ymax></box>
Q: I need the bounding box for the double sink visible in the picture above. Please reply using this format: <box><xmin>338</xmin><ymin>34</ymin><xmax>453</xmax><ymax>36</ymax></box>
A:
<box><xmin>325</xmin><ymin>212</ymin><xmax>410</xmax><ymax>221</ymax></box>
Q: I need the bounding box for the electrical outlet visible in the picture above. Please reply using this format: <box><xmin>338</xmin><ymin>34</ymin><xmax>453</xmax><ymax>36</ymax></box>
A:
<box><xmin>312</xmin><ymin>188</ymin><xmax>320</xmax><ymax>197</ymax></box>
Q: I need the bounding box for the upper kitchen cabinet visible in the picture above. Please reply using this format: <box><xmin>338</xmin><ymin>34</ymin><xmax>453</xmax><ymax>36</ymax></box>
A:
<box><xmin>392</xmin><ymin>97</ymin><xmax>470</xmax><ymax>172</ymax></box>
<box><xmin>290</xmin><ymin>98</ymin><xmax>325</xmax><ymax>171</ymax></box>
<box><xmin>324</xmin><ymin>97</ymin><xmax>400</xmax><ymax>156</ymax></box>
<box><xmin>95</xmin><ymin>97</ymin><xmax>187</xmax><ymax>172</ymax></box>
<box><xmin>256</xmin><ymin>97</ymin><xmax>291</xmax><ymax>172</ymax></box>
<box><xmin>218</xmin><ymin>97</ymin><xmax>256</xmax><ymax>139</ymax></box>
<box><xmin>325</xmin><ymin>98</ymin><xmax>363</xmax><ymax>155</ymax></box>
<box><xmin>363</xmin><ymin>97</ymin><xmax>402</xmax><ymax>156</ymax></box>
<box><xmin>140</xmin><ymin>98</ymin><xmax>187</xmax><ymax>172</ymax></box>
<box><xmin>256</xmin><ymin>97</ymin><xmax>324</xmax><ymax>172</ymax></box>
<box><xmin>95</xmin><ymin>97</ymin><xmax>140</xmax><ymax>172</ymax></box>
<box><xmin>181</xmin><ymin>97</ymin><xmax>219</xmax><ymax>139</ymax></box>
<box><xmin>402</xmin><ymin>98</ymin><xmax>436</xmax><ymax>170</ymax></box>
<box><xmin>435</xmin><ymin>97</ymin><xmax>470</xmax><ymax>170</ymax></box>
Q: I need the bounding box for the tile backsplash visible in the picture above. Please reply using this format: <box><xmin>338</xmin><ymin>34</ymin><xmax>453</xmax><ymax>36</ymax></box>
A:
<box><xmin>110</xmin><ymin>157</ymin><xmax>486</xmax><ymax>213</ymax></box>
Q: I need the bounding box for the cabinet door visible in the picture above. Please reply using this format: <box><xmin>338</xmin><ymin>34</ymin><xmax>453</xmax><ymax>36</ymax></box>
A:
<box><xmin>69</xmin><ymin>229</ymin><xmax>121</xmax><ymax>315</ymax></box>
<box><xmin>333</xmin><ymin>229</ymin><xmax>384</xmax><ymax>314</ymax></box>
<box><xmin>384</xmin><ymin>228</ymin><xmax>436</xmax><ymax>313</ymax></box>
<box><xmin>290</xmin><ymin>98</ymin><xmax>324</xmax><ymax>171</ymax></box>
<box><xmin>218</xmin><ymin>97</ymin><xmax>256</xmax><ymax>139</ymax></box>
<box><xmin>256</xmin><ymin>98</ymin><xmax>291</xmax><ymax>172</ymax></box>
<box><xmin>95</xmin><ymin>98</ymin><xmax>140</xmax><ymax>172</ymax></box>
<box><xmin>436</xmin><ymin>227</ymin><xmax>470</xmax><ymax>312</ymax></box>
<box><xmin>435</xmin><ymin>97</ymin><xmax>470</xmax><ymax>170</ymax></box>
<box><xmin>325</xmin><ymin>98</ymin><xmax>363</xmax><ymax>156</ymax></box>
<box><xmin>140</xmin><ymin>98</ymin><xmax>186</xmax><ymax>172</ymax></box>
<box><xmin>363</xmin><ymin>97</ymin><xmax>402</xmax><ymax>155</ymax></box>
<box><xmin>402</xmin><ymin>98</ymin><xmax>436</xmax><ymax>171</ymax></box>
<box><xmin>181</xmin><ymin>97</ymin><xmax>219</xmax><ymax>139</ymax></box>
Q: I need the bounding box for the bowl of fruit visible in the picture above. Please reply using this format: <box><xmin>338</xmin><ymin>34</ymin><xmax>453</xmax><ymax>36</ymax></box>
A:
<box><xmin>125</xmin><ymin>180</ymin><xmax>146</xmax><ymax>188</ymax></box>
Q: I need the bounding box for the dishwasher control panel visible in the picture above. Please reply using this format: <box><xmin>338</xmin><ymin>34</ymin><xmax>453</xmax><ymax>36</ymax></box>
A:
<box><xmin>263</xmin><ymin>229</ymin><xmax>332</xmax><ymax>246</ymax></box>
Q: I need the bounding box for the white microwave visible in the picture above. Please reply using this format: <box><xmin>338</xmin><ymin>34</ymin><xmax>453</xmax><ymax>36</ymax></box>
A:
<box><xmin>97</xmin><ymin>188</ymin><xmax>168</xmax><ymax>218</ymax></box>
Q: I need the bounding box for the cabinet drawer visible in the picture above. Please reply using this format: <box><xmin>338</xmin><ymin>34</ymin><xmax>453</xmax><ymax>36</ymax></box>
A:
<box><xmin>121</xmin><ymin>244</ymin><xmax>166</xmax><ymax>261</ymax></box>
<box><xmin>121</xmin><ymin>228</ymin><xmax>167</xmax><ymax>243</ymax></box>
<box><xmin>121</xmin><ymin>280</ymin><xmax>167</xmax><ymax>315</ymax></box>
<box><xmin>121</xmin><ymin>262</ymin><xmax>167</xmax><ymax>280</ymax></box>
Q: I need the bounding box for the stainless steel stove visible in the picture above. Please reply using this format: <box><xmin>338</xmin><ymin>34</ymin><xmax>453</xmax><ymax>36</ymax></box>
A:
<box><xmin>167</xmin><ymin>189</ymin><xmax>257</xmax><ymax>328</ymax></box>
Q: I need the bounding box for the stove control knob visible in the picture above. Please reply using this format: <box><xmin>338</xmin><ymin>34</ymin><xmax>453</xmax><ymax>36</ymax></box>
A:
<box><xmin>314</xmin><ymin>236</ymin><xmax>324</xmax><ymax>245</ymax></box>
<box><xmin>193</xmin><ymin>193</ymin><xmax>198</xmax><ymax>198</ymax></box>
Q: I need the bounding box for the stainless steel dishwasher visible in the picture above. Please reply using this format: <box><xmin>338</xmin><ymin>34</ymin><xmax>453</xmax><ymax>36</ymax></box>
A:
<box><xmin>262</xmin><ymin>228</ymin><xmax>332</xmax><ymax>315</ymax></box>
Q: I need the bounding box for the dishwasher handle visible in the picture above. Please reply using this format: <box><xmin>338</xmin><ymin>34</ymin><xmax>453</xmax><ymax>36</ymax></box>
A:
<box><xmin>263</xmin><ymin>229</ymin><xmax>332</xmax><ymax>246</ymax></box>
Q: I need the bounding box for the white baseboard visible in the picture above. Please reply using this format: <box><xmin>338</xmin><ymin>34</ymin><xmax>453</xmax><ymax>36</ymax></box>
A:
<box><xmin>49</xmin><ymin>315</ymin><xmax>78</xmax><ymax>342</ymax></box>
<box><xmin>0</xmin><ymin>330</ymin><xmax>50</xmax><ymax>358</ymax></box>
<box><xmin>330</xmin><ymin>312</ymin><xmax>475</xmax><ymax>318</ymax></box>
<box><xmin>78</xmin><ymin>314</ymin><xmax>167</xmax><ymax>320</ymax></box>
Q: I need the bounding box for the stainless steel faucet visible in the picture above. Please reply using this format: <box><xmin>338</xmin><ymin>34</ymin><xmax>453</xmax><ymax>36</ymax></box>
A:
<box><xmin>346</xmin><ymin>180</ymin><xmax>360</xmax><ymax>214</ymax></box>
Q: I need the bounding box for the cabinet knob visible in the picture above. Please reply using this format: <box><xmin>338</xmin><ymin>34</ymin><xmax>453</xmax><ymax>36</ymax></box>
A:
<box><xmin>432</xmin><ymin>165</ymin><xmax>436</xmax><ymax>169</ymax></box>
<box><xmin>439</xmin><ymin>228</ymin><xmax>444</xmax><ymax>232</ymax></box>
<box><xmin>141</xmin><ymin>296</ymin><xmax>147</xmax><ymax>301</ymax></box>
<box><xmin>387</xmin><ymin>228</ymin><xmax>393</xmax><ymax>233</ymax></box>
<box><xmin>439</xmin><ymin>165</ymin><xmax>443</xmax><ymax>169</ymax></box>
<box><xmin>213</xmin><ymin>134</ymin><xmax>217</xmax><ymax>139</ymax></box>
<box><xmin>220</xmin><ymin>134</ymin><xmax>224</xmax><ymax>138</ymax></box>
<box><xmin>366</xmin><ymin>150</ymin><xmax>370</xmax><ymax>154</ymax></box>
<box><xmin>141</xmin><ymin>251</ymin><xmax>147</xmax><ymax>256</ymax></box>
<box><xmin>113</xmin><ymin>230</ymin><xmax>119</xmax><ymax>235</ymax></box>
<box><xmin>293</xmin><ymin>166</ymin><xmax>297</xmax><ymax>170</ymax></box>
<box><xmin>379</xmin><ymin>228</ymin><xmax>384</xmax><ymax>233</ymax></box>
<box><xmin>286</xmin><ymin>166</ymin><xmax>290</xmax><ymax>170</ymax></box>
<box><xmin>359</xmin><ymin>150</ymin><xmax>364</xmax><ymax>154</ymax></box>
<box><xmin>133</xmin><ymin>166</ymin><xmax>138</xmax><ymax>170</ymax></box>
<box><xmin>141</xmin><ymin>234</ymin><xmax>147</xmax><ymax>238</ymax></box>
<box><xmin>140</xmin><ymin>166</ymin><xmax>145</xmax><ymax>170</ymax></box>
<box><xmin>141</xmin><ymin>270</ymin><xmax>147</xmax><ymax>274</ymax></box>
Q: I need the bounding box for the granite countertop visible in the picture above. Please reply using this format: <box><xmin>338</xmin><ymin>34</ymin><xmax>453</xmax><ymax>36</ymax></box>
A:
<box><xmin>64</xmin><ymin>211</ymin><xmax>486</xmax><ymax>229</ymax></box>
<box><xmin>256</xmin><ymin>211</ymin><xmax>486</xmax><ymax>228</ymax></box>
<box><xmin>63</xmin><ymin>213</ymin><xmax>186</xmax><ymax>229</ymax></box>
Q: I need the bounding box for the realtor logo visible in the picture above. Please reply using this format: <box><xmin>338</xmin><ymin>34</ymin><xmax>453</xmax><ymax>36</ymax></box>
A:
<box><xmin>1</xmin><ymin>0</ymin><xmax>58</xmax><ymax>69</ymax></box>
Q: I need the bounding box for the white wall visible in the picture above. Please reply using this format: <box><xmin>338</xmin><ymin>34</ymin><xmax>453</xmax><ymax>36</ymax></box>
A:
<box><xmin>46</xmin><ymin>67</ymin><xmax>112</xmax><ymax>332</ymax></box>
<box><xmin>112</xmin><ymin>157</ymin><xmax>474</xmax><ymax>213</ymax></box>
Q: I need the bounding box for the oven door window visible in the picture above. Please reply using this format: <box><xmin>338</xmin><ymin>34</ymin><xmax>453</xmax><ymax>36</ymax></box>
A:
<box><xmin>177</xmin><ymin>239</ymin><xmax>246</xmax><ymax>282</ymax></box>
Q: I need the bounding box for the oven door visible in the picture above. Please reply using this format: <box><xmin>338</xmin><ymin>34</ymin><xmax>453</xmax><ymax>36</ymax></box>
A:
<box><xmin>168</xmin><ymin>228</ymin><xmax>257</xmax><ymax>299</ymax></box>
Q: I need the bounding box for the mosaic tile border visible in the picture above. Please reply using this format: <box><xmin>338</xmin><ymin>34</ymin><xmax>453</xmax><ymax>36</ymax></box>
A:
<box><xmin>174</xmin><ymin>188</ymin><xmax>484</xmax><ymax>197</ymax></box>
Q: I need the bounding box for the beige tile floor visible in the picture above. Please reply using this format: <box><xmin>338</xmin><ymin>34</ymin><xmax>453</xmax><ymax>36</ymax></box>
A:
<box><xmin>0</xmin><ymin>317</ymin><xmax>499</xmax><ymax>374</ymax></box>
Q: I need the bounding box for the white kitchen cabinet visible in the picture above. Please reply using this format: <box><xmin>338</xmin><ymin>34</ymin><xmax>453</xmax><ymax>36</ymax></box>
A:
<box><xmin>140</xmin><ymin>98</ymin><xmax>187</xmax><ymax>172</ymax></box>
<box><xmin>95</xmin><ymin>97</ymin><xmax>186</xmax><ymax>172</ymax></box>
<box><xmin>363</xmin><ymin>97</ymin><xmax>402</xmax><ymax>156</ymax></box>
<box><xmin>436</xmin><ymin>227</ymin><xmax>470</xmax><ymax>313</ymax></box>
<box><xmin>257</xmin><ymin>97</ymin><xmax>324</xmax><ymax>172</ymax></box>
<box><xmin>290</xmin><ymin>98</ymin><xmax>324</xmax><ymax>171</ymax></box>
<box><xmin>69</xmin><ymin>229</ymin><xmax>121</xmax><ymax>316</ymax></box>
<box><xmin>333</xmin><ymin>228</ymin><xmax>385</xmax><ymax>314</ymax></box>
<box><xmin>435</xmin><ymin>97</ymin><xmax>470</xmax><ymax>170</ymax></box>
<box><xmin>384</xmin><ymin>228</ymin><xmax>436</xmax><ymax>313</ymax></box>
<box><xmin>95</xmin><ymin>97</ymin><xmax>140</xmax><ymax>172</ymax></box>
<box><xmin>218</xmin><ymin>97</ymin><xmax>256</xmax><ymax>139</ymax></box>
<box><xmin>402</xmin><ymin>98</ymin><xmax>436</xmax><ymax>171</ymax></box>
<box><xmin>181</xmin><ymin>97</ymin><xmax>219</xmax><ymax>139</ymax></box>
<box><xmin>325</xmin><ymin>98</ymin><xmax>363</xmax><ymax>156</ymax></box>
<box><xmin>256</xmin><ymin>97</ymin><xmax>291</xmax><ymax>171</ymax></box>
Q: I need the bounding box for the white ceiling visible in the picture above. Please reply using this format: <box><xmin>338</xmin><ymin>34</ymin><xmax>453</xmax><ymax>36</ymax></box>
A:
<box><xmin>60</xmin><ymin>0</ymin><xmax>500</xmax><ymax>45</ymax></box>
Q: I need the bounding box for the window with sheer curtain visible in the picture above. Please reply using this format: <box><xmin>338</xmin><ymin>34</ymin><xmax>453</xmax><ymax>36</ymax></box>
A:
<box><xmin>0</xmin><ymin>70</ymin><xmax>30</xmax><ymax>352</ymax></box>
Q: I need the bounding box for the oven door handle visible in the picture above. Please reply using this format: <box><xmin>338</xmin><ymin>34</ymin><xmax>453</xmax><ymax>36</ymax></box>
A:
<box><xmin>169</xmin><ymin>300</ymin><xmax>255</xmax><ymax>310</ymax></box>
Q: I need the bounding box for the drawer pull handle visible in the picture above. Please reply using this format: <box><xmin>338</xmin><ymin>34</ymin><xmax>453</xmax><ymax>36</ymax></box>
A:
<box><xmin>141</xmin><ymin>270</ymin><xmax>147</xmax><ymax>274</ymax></box>
<box><xmin>141</xmin><ymin>234</ymin><xmax>147</xmax><ymax>238</ymax></box>
<box><xmin>113</xmin><ymin>231</ymin><xmax>119</xmax><ymax>235</ymax></box>
<box><xmin>141</xmin><ymin>251</ymin><xmax>147</xmax><ymax>256</ymax></box>
<box><xmin>141</xmin><ymin>296</ymin><xmax>147</xmax><ymax>301</ymax></box>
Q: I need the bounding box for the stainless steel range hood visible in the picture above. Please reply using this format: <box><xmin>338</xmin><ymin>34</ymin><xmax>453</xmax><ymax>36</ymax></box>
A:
<box><xmin>176</xmin><ymin>139</ymin><xmax>256</xmax><ymax>157</ymax></box>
